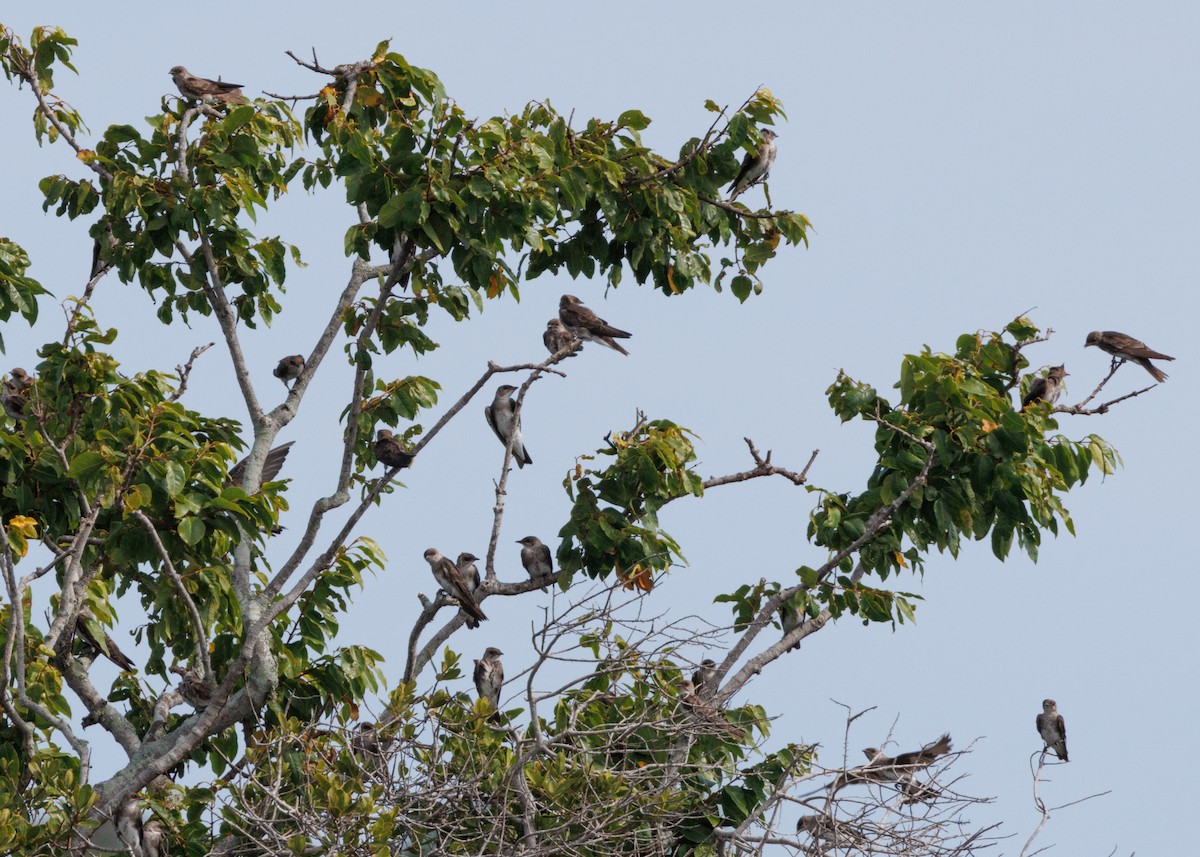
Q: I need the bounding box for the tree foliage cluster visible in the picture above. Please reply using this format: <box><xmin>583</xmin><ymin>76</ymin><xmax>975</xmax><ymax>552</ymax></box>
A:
<box><xmin>0</xmin><ymin>24</ymin><xmax>1131</xmax><ymax>856</ymax></box>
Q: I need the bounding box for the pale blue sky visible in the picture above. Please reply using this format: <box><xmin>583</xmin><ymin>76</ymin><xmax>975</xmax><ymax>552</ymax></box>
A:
<box><xmin>3</xmin><ymin>3</ymin><xmax>1197</xmax><ymax>853</ymax></box>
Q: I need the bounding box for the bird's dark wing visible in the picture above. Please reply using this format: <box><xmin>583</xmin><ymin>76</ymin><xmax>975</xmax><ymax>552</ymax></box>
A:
<box><xmin>1111</xmin><ymin>332</ymin><xmax>1173</xmax><ymax>360</ymax></box>
<box><xmin>483</xmin><ymin>403</ymin><xmax>506</xmax><ymax>445</ymax></box>
<box><xmin>1022</xmin><ymin>377</ymin><xmax>1047</xmax><ymax>408</ymax></box>
<box><xmin>260</xmin><ymin>441</ymin><xmax>295</xmax><ymax>482</ymax></box>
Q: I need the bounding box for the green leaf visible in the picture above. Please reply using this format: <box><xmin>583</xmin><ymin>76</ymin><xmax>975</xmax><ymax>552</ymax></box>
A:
<box><xmin>178</xmin><ymin>516</ymin><xmax>206</xmax><ymax>546</ymax></box>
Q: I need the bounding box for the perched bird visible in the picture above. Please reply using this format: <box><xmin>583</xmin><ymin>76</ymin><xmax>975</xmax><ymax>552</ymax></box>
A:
<box><xmin>780</xmin><ymin>597</ymin><xmax>803</xmax><ymax>651</ymax></box>
<box><xmin>1021</xmin><ymin>365</ymin><xmax>1068</xmax><ymax>409</ymax></box>
<box><xmin>423</xmin><ymin>548</ymin><xmax>488</xmax><ymax>628</ymax></box>
<box><xmin>273</xmin><ymin>354</ymin><xmax>305</xmax><ymax>390</ymax></box>
<box><xmin>484</xmin><ymin>385</ymin><xmax>532</xmax><ymax>468</ymax></box>
<box><xmin>141</xmin><ymin>819</ymin><xmax>167</xmax><ymax>857</ymax></box>
<box><xmin>692</xmin><ymin>659</ymin><xmax>717</xmax><ymax>698</ymax></box>
<box><xmin>797</xmin><ymin>813</ymin><xmax>862</xmax><ymax>846</ymax></box>
<box><xmin>728</xmin><ymin>128</ymin><xmax>778</xmax><ymax>200</ymax></box>
<box><xmin>558</xmin><ymin>294</ymin><xmax>632</xmax><ymax>356</ymax></box>
<box><xmin>374</xmin><ymin>429</ymin><xmax>415</xmax><ymax>470</ymax></box>
<box><xmin>75</xmin><ymin>607</ymin><xmax>136</xmax><ymax>672</ymax></box>
<box><xmin>2</xmin><ymin>368</ymin><xmax>34</xmax><ymax>420</ymax></box>
<box><xmin>457</xmin><ymin>551</ymin><xmax>482</xmax><ymax>591</ymax></box>
<box><xmin>1036</xmin><ymin>698</ymin><xmax>1068</xmax><ymax>762</ymax></box>
<box><xmin>7</xmin><ymin>367</ymin><xmax>35</xmax><ymax>394</ymax></box>
<box><xmin>835</xmin><ymin>734</ymin><xmax>952</xmax><ymax>803</ymax></box>
<box><xmin>114</xmin><ymin>793</ymin><xmax>144</xmax><ymax>856</ymax></box>
<box><xmin>170</xmin><ymin>665</ymin><xmax>213</xmax><ymax>709</ymax></box>
<box><xmin>543</xmin><ymin>318</ymin><xmax>581</xmax><ymax>358</ymax></box>
<box><xmin>473</xmin><ymin>646</ymin><xmax>505</xmax><ymax>714</ymax></box>
<box><xmin>169</xmin><ymin>65</ymin><xmax>249</xmax><ymax>104</ymax></box>
<box><xmin>677</xmin><ymin>679</ymin><xmax>746</xmax><ymax>740</ymax></box>
<box><xmin>1085</xmin><ymin>330</ymin><xmax>1173</xmax><ymax>382</ymax></box>
<box><xmin>516</xmin><ymin>535</ymin><xmax>553</xmax><ymax>586</ymax></box>
<box><xmin>226</xmin><ymin>441</ymin><xmax>295</xmax><ymax>488</ymax></box>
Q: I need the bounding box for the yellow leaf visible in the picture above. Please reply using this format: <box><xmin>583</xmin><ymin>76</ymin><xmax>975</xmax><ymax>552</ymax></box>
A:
<box><xmin>8</xmin><ymin>516</ymin><xmax>38</xmax><ymax>538</ymax></box>
<box><xmin>77</xmin><ymin>149</ymin><xmax>96</xmax><ymax>163</ymax></box>
<box><xmin>894</xmin><ymin>551</ymin><xmax>908</xmax><ymax>569</ymax></box>
<box><xmin>981</xmin><ymin>419</ymin><xmax>997</xmax><ymax>433</ymax></box>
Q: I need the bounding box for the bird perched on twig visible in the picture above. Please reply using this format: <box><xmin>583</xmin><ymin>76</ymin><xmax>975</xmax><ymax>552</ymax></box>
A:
<box><xmin>169</xmin><ymin>665</ymin><xmax>213</xmax><ymax>709</ymax></box>
<box><xmin>1085</xmin><ymin>330</ymin><xmax>1173</xmax><ymax>382</ymax></box>
<box><xmin>114</xmin><ymin>793</ymin><xmax>146</xmax><ymax>857</ymax></box>
<box><xmin>692</xmin><ymin>659</ymin><xmax>717</xmax><ymax>698</ymax></box>
<box><xmin>543</xmin><ymin>318</ymin><xmax>581</xmax><ymax>358</ymax></box>
<box><xmin>558</xmin><ymin>295</ymin><xmax>632</xmax><ymax>356</ymax></box>
<box><xmin>226</xmin><ymin>441</ymin><xmax>294</xmax><ymax>488</ymax></box>
<box><xmin>677</xmin><ymin>679</ymin><xmax>746</xmax><ymax>740</ymax></box>
<box><xmin>835</xmin><ymin>733</ymin><xmax>952</xmax><ymax>803</ymax></box>
<box><xmin>1036</xmin><ymin>698</ymin><xmax>1068</xmax><ymax>762</ymax></box>
<box><xmin>2</xmin><ymin>367</ymin><xmax>35</xmax><ymax>420</ymax></box>
<box><xmin>273</xmin><ymin>354</ymin><xmax>304</xmax><ymax>390</ymax></box>
<box><xmin>484</xmin><ymin>385</ymin><xmax>532</xmax><ymax>468</ymax></box>
<box><xmin>516</xmin><ymin>536</ymin><xmax>553</xmax><ymax>587</ymax></box>
<box><xmin>423</xmin><ymin>548</ymin><xmax>487</xmax><ymax>628</ymax></box>
<box><xmin>728</xmin><ymin>128</ymin><xmax>778</xmax><ymax>200</ymax></box>
<box><xmin>1021</xmin><ymin>365</ymin><xmax>1067</xmax><ymax>409</ymax></box>
<box><xmin>169</xmin><ymin>65</ymin><xmax>249</xmax><ymax>104</ymax></box>
<box><xmin>74</xmin><ymin>607</ymin><xmax>136</xmax><ymax>672</ymax></box>
<box><xmin>473</xmin><ymin>646</ymin><xmax>504</xmax><ymax>716</ymax></box>
<box><xmin>457</xmin><ymin>551</ymin><xmax>481</xmax><ymax>591</ymax></box>
<box><xmin>780</xmin><ymin>597</ymin><xmax>804</xmax><ymax>651</ymax></box>
<box><xmin>374</xmin><ymin>429</ymin><xmax>415</xmax><ymax>470</ymax></box>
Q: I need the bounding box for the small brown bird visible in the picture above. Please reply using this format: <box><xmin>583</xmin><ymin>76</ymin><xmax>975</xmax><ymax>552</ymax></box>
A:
<box><xmin>114</xmin><ymin>793</ymin><xmax>145</xmax><ymax>856</ymax></box>
<box><xmin>836</xmin><ymin>733</ymin><xmax>952</xmax><ymax>803</ymax></box>
<box><xmin>169</xmin><ymin>66</ymin><xmax>249</xmax><ymax>104</ymax></box>
<box><xmin>1036</xmin><ymin>698</ymin><xmax>1068</xmax><ymax>762</ymax></box>
<box><xmin>374</xmin><ymin>430</ymin><xmax>415</xmax><ymax>470</ymax></box>
<box><xmin>7</xmin><ymin>367</ymin><xmax>34</xmax><ymax>394</ymax></box>
<box><xmin>169</xmin><ymin>665</ymin><xmax>213</xmax><ymax>709</ymax></box>
<box><xmin>473</xmin><ymin>646</ymin><xmax>505</xmax><ymax>714</ymax></box>
<box><xmin>692</xmin><ymin>659</ymin><xmax>717</xmax><ymax>698</ymax></box>
<box><xmin>141</xmin><ymin>818</ymin><xmax>166</xmax><ymax>857</ymax></box>
<box><xmin>2</xmin><ymin>368</ymin><xmax>34</xmax><ymax>420</ymax></box>
<box><xmin>516</xmin><ymin>536</ymin><xmax>553</xmax><ymax>586</ymax></box>
<box><xmin>484</xmin><ymin>385</ymin><xmax>532</xmax><ymax>468</ymax></box>
<box><xmin>780</xmin><ymin>598</ymin><xmax>803</xmax><ymax>651</ymax></box>
<box><xmin>728</xmin><ymin>128</ymin><xmax>778</xmax><ymax>200</ymax></box>
<box><xmin>75</xmin><ymin>607</ymin><xmax>136</xmax><ymax>672</ymax></box>
<box><xmin>1021</xmin><ymin>365</ymin><xmax>1068</xmax><ymax>409</ymax></box>
<box><xmin>677</xmin><ymin>679</ymin><xmax>746</xmax><ymax>740</ymax></box>
<box><xmin>558</xmin><ymin>295</ymin><xmax>632</xmax><ymax>356</ymax></box>
<box><xmin>543</xmin><ymin>318</ymin><xmax>581</xmax><ymax>358</ymax></box>
<box><xmin>226</xmin><ymin>441</ymin><xmax>295</xmax><ymax>488</ymax></box>
<box><xmin>273</xmin><ymin>354</ymin><xmax>304</xmax><ymax>390</ymax></box>
<box><xmin>423</xmin><ymin>548</ymin><xmax>487</xmax><ymax>628</ymax></box>
<box><xmin>457</xmin><ymin>551</ymin><xmax>481</xmax><ymax>591</ymax></box>
<box><xmin>1085</xmin><ymin>330</ymin><xmax>1173</xmax><ymax>382</ymax></box>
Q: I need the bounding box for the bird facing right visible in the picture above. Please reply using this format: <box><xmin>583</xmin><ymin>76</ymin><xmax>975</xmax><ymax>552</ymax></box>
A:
<box><xmin>728</xmin><ymin>128</ymin><xmax>778</xmax><ymax>200</ymax></box>
<box><xmin>1021</xmin><ymin>365</ymin><xmax>1068</xmax><ymax>409</ymax></box>
<box><xmin>473</xmin><ymin>646</ymin><xmax>504</xmax><ymax>713</ymax></box>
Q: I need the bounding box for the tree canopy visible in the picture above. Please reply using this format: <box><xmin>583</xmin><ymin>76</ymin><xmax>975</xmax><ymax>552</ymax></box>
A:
<box><xmin>0</xmin><ymin>24</ymin><xmax>1153</xmax><ymax>857</ymax></box>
